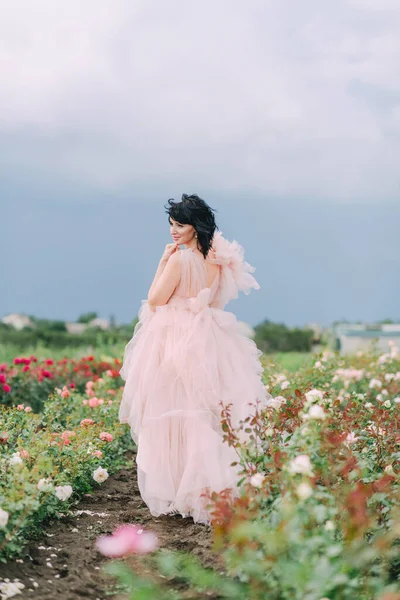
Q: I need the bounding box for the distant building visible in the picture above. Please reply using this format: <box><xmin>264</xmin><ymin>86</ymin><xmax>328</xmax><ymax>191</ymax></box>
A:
<box><xmin>332</xmin><ymin>323</ymin><xmax>400</xmax><ymax>355</ymax></box>
<box><xmin>2</xmin><ymin>313</ymin><xmax>35</xmax><ymax>330</ymax></box>
<box><xmin>89</xmin><ymin>317</ymin><xmax>110</xmax><ymax>330</ymax></box>
<box><xmin>65</xmin><ymin>322</ymin><xmax>87</xmax><ymax>335</ymax></box>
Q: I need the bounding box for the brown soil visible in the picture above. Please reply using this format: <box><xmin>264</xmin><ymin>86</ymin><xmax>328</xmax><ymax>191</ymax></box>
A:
<box><xmin>0</xmin><ymin>451</ymin><xmax>220</xmax><ymax>600</ymax></box>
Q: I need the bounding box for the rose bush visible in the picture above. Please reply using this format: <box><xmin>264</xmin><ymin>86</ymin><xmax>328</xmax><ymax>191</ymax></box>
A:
<box><xmin>0</xmin><ymin>355</ymin><xmax>122</xmax><ymax>413</ymax></box>
<box><xmin>0</xmin><ymin>373</ymin><xmax>131</xmax><ymax>561</ymax></box>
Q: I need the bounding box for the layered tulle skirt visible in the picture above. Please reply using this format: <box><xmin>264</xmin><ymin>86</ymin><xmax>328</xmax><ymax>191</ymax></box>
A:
<box><xmin>119</xmin><ymin>295</ymin><xmax>267</xmax><ymax>524</ymax></box>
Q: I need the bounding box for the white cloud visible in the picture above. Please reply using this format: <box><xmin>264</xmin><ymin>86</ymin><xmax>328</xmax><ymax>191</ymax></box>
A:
<box><xmin>0</xmin><ymin>0</ymin><xmax>399</xmax><ymax>200</ymax></box>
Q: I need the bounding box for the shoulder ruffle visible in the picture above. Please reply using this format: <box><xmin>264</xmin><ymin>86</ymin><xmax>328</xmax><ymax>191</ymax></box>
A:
<box><xmin>208</xmin><ymin>231</ymin><xmax>260</xmax><ymax>308</ymax></box>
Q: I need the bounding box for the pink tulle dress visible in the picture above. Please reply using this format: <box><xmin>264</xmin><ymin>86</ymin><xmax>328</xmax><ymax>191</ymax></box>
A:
<box><xmin>118</xmin><ymin>232</ymin><xmax>269</xmax><ymax>524</ymax></box>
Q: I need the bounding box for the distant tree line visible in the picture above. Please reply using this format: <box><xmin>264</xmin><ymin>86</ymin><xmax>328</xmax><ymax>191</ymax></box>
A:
<box><xmin>253</xmin><ymin>320</ymin><xmax>315</xmax><ymax>353</ymax></box>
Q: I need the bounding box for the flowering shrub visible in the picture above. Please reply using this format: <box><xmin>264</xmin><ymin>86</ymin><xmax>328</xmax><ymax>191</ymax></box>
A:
<box><xmin>0</xmin><ymin>374</ymin><xmax>130</xmax><ymax>560</ymax></box>
<box><xmin>210</xmin><ymin>345</ymin><xmax>400</xmax><ymax>599</ymax></box>
<box><xmin>0</xmin><ymin>355</ymin><xmax>122</xmax><ymax>412</ymax></box>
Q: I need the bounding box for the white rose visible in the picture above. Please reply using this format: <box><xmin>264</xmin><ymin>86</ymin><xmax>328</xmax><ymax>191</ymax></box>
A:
<box><xmin>296</xmin><ymin>482</ymin><xmax>313</xmax><ymax>500</ymax></box>
<box><xmin>383</xmin><ymin>400</ymin><xmax>391</xmax><ymax>408</ymax></box>
<box><xmin>9</xmin><ymin>452</ymin><xmax>23</xmax><ymax>465</ymax></box>
<box><xmin>394</xmin><ymin>397</ymin><xmax>400</xmax><ymax>404</ymax></box>
<box><xmin>384</xmin><ymin>465</ymin><xmax>394</xmax><ymax>475</ymax></box>
<box><xmin>305</xmin><ymin>389</ymin><xmax>324</xmax><ymax>404</ymax></box>
<box><xmin>274</xmin><ymin>374</ymin><xmax>287</xmax><ymax>383</ymax></box>
<box><xmin>280</xmin><ymin>381</ymin><xmax>290</xmax><ymax>390</ymax></box>
<box><xmin>266</xmin><ymin>396</ymin><xmax>286</xmax><ymax>410</ymax></box>
<box><xmin>307</xmin><ymin>405</ymin><xmax>326</xmax><ymax>420</ymax></box>
<box><xmin>0</xmin><ymin>508</ymin><xmax>9</xmax><ymax>528</ymax></box>
<box><xmin>288</xmin><ymin>454</ymin><xmax>313</xmax><ymax>476</ymax></box>
<box><xmin>55</xmin><ymin>485</ymin><xmax>73</xmax><ymax>501</ymax></box>
<box><xmin>93</xmin><ymin>467</ymin><xmax>109</xmax><ymax>484</ymax></box>
<box><xmin>37</xmin><ymin>478</ymin><xmax>54</xmax><ymax>492</ymax></box>
<box><xmin>250</xmin><ymin>473</ymin><xmax>265</xmax><ymax>488</ymax></box>
<box><xmin>369</xmin><ymin>379</ymin><xmax>382</xmax><ymax>389</ymax></box>
<box><xmin>324</xmin><ymin>520</ymin><xmax>335</xmax><ymax>531</ymax></box>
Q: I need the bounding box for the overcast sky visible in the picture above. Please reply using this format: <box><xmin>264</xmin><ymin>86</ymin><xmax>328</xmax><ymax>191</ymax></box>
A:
<box><xmin>2</xmin><ymin>0</ymin><xmax>399</xmax><ymax>328</ymax></box>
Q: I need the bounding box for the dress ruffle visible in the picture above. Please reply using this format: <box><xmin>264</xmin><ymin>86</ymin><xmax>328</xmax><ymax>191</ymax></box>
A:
<box><xmin>208</xmin><ymin>231</ymin><xmax>260</xmax><ymax>309</ymax></box>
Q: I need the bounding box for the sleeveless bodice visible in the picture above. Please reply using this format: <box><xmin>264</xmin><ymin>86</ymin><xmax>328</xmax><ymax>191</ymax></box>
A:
<box><xmin>167</xmin><ymin>248</ymin><xmax>221</xmax><ymax>312</ymax></box>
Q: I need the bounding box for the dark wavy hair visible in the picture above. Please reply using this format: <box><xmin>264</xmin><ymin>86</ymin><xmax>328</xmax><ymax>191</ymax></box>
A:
<box><xmin>164</xmin><ymin>193</ymin><xmax>219</xmax><ymax>258</ymax></box>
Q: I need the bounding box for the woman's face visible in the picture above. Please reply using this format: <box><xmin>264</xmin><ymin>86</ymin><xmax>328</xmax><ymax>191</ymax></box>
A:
<box><xmin>169</xmin><ymin>218</ymin><xmax>196</xmax><ymax>245</ymax></box>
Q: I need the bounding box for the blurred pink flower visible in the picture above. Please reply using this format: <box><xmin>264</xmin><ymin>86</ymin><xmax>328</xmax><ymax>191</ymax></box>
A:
<box><xmin>24</xmin><ymin>406</ymin><xmax>32</xmax><ymax>412</ymax></box>
<box><xmin>20</xmin><ymin>449</ymin><xmax>29</xmax><ymax>458</ymax></box>
<box><xmin>0</xmin><ymin>432</ymin><xmax>9</xmax><ymax>444</ymax></box>
<box><xmin>99</xmin><ymin>432</ymin><xmax>113</xmax><ymax>442</ymax></box>
<box><xmin>96</xmin><ymin>524</ymin><xmax>158</xmax><ymax>557</ymax></box>
<box><xmin>80</xmin><ymin>418</ymin><xmax>95</xmax><ymax>428</ymax></box>
<box><xmin>92</xmin><ymin>450</ymin><xmax>103</xmax><ymax>458</ymax></box>
<box><xmin>61</xmin><ymin>389</ymin><xmax>71</xmax><ymax>399</ymax></box>
<box><xmin>0</xmin><ymin>374</ymin><xmax>6</xmax><ymax>384</ymax></box>
<box><xmin>62</xmin><ymin>430</ymin><xmax>76</xmax><ymax>440</ymax></box>
<box><xmin>89</xmin><ymin>397</ymin><xmax>101</xmax><ymax>408</ymax></box>
<box><xmin>3</xmin><ymin>384</ymin><xmax>11</xmax><ymax>393</ymax></box>
<box><xmin>16</xmin><ymin>404</ymin><xmax>24</xmax><ymax>410</ymax></box>
<box><xmin>86</xmin><ymin>381</ymin><xmax>94</xmax><ymax>389</ymax></box>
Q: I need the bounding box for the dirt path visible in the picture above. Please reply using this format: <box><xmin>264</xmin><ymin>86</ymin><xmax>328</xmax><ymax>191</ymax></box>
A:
<box><xmin>0</xmin><ymin>451</ymin><xmax>217</xmax><ymax>599</ymax></box>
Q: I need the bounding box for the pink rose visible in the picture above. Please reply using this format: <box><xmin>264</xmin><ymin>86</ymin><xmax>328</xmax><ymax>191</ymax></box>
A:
<box><xmin>0</xmin><ymin>432</ymin><xmax>9</xmax><ymax>444</ymax></box>
<box><xmin>96</xmin><ymin>524</ymin><xmax>158</xmax><ymax>557</ymax></box>
<box><xmin>24</xmin><ymin>406</ymin><xmax>32</xmax><ymax>412</ymax></box>
<box><xmin>61</xmin><ymin>389</ymin><xmax>71</xmax><ymax>399</ymax></box>
<box><xmin>0</xmin><ymin>374</ymin><xmax>6</xmax><ymax>384</ymax></box>
<box><xmin>80</xmin><ymin>418</ymin><xmax>95</xmax><ymax>427</ymax></box>
<box><xmin>3</xmin><ymin>384</ymin><xmax>11</xmax><ymax>393</ymax></box>
<box><xmin>89</xmin><ymin>398</ymin><xmax>101</xmax><ymax>408</ymax></box>
<box><xmin>99</xmin><ymin>432</ymin><xmax>113</xmax><ymax>442</ymax></box>
<box><xmin>16</xmin><ymin>404</ymin><xmax>25</xmax><ymax>410</ymax></box>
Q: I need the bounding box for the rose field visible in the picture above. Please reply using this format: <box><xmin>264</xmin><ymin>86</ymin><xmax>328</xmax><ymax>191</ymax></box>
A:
<box><xmin>1</xmin><ymin>344</ymin><xmax>400</xmax><ymax>599</ymax></box>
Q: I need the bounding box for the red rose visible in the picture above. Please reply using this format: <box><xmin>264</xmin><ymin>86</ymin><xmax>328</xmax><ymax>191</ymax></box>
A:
<box><xmin>45</xmin><ymin>359</ymin><xmax>54</xmax><ymax>366</ymax></box>
<box><xmin>3</xmin><ymin>384</ymin><xmax>11</xmax><ymax>393</ymax></box>
<box><xmin>13</xmin><ymin>358</ymin><xmax>21</xmax><ymax>365</ymax></box>
<box><xmin>29</xmin><ymin>356</ymin><xmax>38</xmax><ymax>362</ymax></box>
<box><xmin>0</xmin><ymin>374</ymin><xmax>6</xmax><ymax>384</ymax></box>
<box><xmin>23</xmin><ymin>366</ymin><xmax>30</xmax><ymax>372</ymax></box>
<box><xmin>22</xmin><ymin>358</ymin><xmax>31</xmax><ymax>365</ymax></box>
<box><xmin>42</xmin><ymin>370</ymin><xmax>52</xmax><ymax>378</ymax></box>
<box><xmin>69</xmin><ymin>382</ymin><xmax>76</xmax><ymax>389</ymax></box>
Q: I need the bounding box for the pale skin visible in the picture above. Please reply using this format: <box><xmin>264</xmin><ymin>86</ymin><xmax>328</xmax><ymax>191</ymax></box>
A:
<box><xmin>147</xmin><ymin>218</ymin><xmax>218</xmax><ymax>311</ymax></box>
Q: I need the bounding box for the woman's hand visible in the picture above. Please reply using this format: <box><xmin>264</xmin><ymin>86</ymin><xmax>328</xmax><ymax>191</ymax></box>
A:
<box><xmin>160</xmin><ymin>242</ymin><xmax>180</xmax><ymax>263</ymax></box>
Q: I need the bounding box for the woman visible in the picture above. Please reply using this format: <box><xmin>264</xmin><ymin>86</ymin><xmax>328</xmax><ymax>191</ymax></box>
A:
<box><xmin>119</xmin><ymin>193</ymin><xmax>269</xmax><ymax>524</ymax></box>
